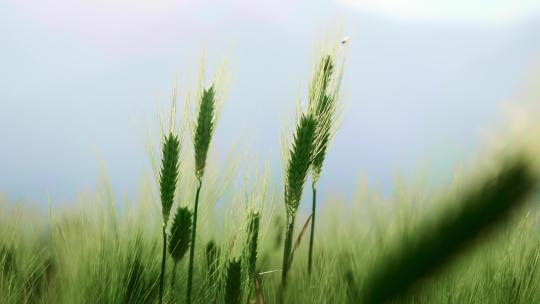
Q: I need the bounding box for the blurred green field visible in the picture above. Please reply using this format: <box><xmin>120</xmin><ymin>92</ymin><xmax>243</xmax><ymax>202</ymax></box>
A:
<box><xmin>1</xmin><ymin>152</ymin><xmax>539</xmax><ymax>303</ymax></box>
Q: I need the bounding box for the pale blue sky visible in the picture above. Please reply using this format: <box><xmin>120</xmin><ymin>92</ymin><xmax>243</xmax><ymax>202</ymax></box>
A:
<box><xmin>1</xmin><ymin>1</ymin><xmax>539</xmax><ymax>203</ymax></box>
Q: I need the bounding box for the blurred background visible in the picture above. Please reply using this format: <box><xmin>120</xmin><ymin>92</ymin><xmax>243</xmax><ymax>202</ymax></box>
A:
<box><xmin>1</xmin><ymin>0</ymin><xmax>539</xmax><ymax>204</ymax></box>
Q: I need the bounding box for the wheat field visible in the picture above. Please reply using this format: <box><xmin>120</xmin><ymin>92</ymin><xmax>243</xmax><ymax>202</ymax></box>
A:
<box><xmin>1</xmin><ymin>48</ymin><xmax>540</xmax><ymax>304</ymax></box>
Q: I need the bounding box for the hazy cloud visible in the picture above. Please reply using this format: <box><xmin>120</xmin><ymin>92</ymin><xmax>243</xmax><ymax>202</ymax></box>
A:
<box><xmin>339</xmin><ymin>0</ymin><xmax>540</xmax><ymax>25</ymax></box>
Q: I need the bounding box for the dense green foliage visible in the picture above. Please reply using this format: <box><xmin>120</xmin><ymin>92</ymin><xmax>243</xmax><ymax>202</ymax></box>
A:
<box><xmin>1</xmin><ymin>157</ymin><xmax>539</xmax><ymax>303</ymax></box>
<box><xmin>1</xmin><ymin>152</ymin><xmax>540</xmax><ymax>304</ymax></box>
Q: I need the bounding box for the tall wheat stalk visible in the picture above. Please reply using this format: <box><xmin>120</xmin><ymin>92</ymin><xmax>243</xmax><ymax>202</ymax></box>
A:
<box><xmin>158</xmin><ymin>132</ymin><xmax>180</xmax><ymax>304</ymax></box>
<box><xmin>280</xmin><ymin>113</ymin><xmax>317</xmax><ymax>299</ymax></box>
<box><xmin>187</xmin><ymin>84</ymin><xmax>220</xmax><ymax>304</ymax></box>
<box><xmin>306</xmin><ymin>52</ymin><xmax>343</xmax><ymax>275</ymax></box>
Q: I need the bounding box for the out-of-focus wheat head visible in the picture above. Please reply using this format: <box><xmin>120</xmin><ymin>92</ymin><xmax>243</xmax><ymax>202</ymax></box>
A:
<box><xmin>168</xmin><ymin>206</ymin><xmax>192</xmax><ymax>262</ymax></box>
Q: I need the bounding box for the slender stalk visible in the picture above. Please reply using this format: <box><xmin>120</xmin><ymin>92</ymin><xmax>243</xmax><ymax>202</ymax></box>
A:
<box><xmin>308</xmin><ymin>182</ymin><xmax>316</xmax><ymax>275</ymax></box>
<box><xmin>186</xmin><ymin>180</ymin><xmax>202</xmax><ymax>304</ymax></box>
<box><xmin>170</xmin><ymin>261</ymin><xmax>177</xmax><ymax>290</ymax></box>
<box><xmin>159</xmin><ymin>225</ymin><xmax>167</xmax><ymax>304</ymax></box>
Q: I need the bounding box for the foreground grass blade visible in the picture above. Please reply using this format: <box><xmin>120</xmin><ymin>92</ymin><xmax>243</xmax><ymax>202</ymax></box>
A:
<box><xmin>158</xmin><ymin>132</ymin><xmax>180</xmax><ymax>304</ymax></box>
<box><xmin>123</xmin><ymin>236</ymin><xmax>158</xmax><ymax>304</ymax></box>
<box><xmin>352</xmin><ymin>157</ymin><xmax>536</xmax><ymax>304</ymax></box>
<box><xmin>0</xmin><ymin>245</ymin><xmax>17</xmax><ymax>276</ymax></box>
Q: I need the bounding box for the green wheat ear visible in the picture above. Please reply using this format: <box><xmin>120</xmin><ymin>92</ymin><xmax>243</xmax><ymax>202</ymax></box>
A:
<box><xmin>309</xmin><ymin>54</ymin><xmax>337</xmax><ymax>182</ymax></box>
<box><xmin>354</xmin><ymin>157</ymin><xmax>536</xmax><ymax>304</ymax></box>
<box><xmin>246</xmin><ymin>211</ymin><xmax>261</xmax><ymax>279</ymax></box>
<box><xmin>309</xmin><ymin>55</ymin><xmax>334</xmax><ymax>117</ymax></box>
<box><xmin>194</xmin><ymin>85</ymin><xmax>216</xmax><ymax>181</ymax></box>
<box><xmin>168</xmin><ymin>206</ymin><xmax>192</xmax><ymax>262</ymax></box>
<box><xmin>285</xmin><ymin>113</ymin><xmax>317</xmax><ymax>216</ymax></box>
<box><xmin>159</xmin><ymin>132</ymin><xmax>180</xmax><ymax>224</ymax></box>
<box><xmin>225</xmin><ymin>258</ymin><xmax>242</xmax><ymax>304</ymax></box>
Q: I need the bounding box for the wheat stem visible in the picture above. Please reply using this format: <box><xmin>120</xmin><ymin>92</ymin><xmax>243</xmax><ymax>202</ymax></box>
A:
<box><xmin>170</xmin><ymin>261</ymin><xmax>178</xmax><ymax>290</ymax></box>
<box><xmin>308</xmin><ymin>182</ymin><xmax>316</xmax><ymax>275</ymax></box>
<box><xmin>186</xmin><ymin>180</ymin><xmax>202</xmax><ymax>304</ymax></box>
<box><xmin>159</xmin><ymin>225</ymin><xmax>167</xmax><ymax>304</ymax></box>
